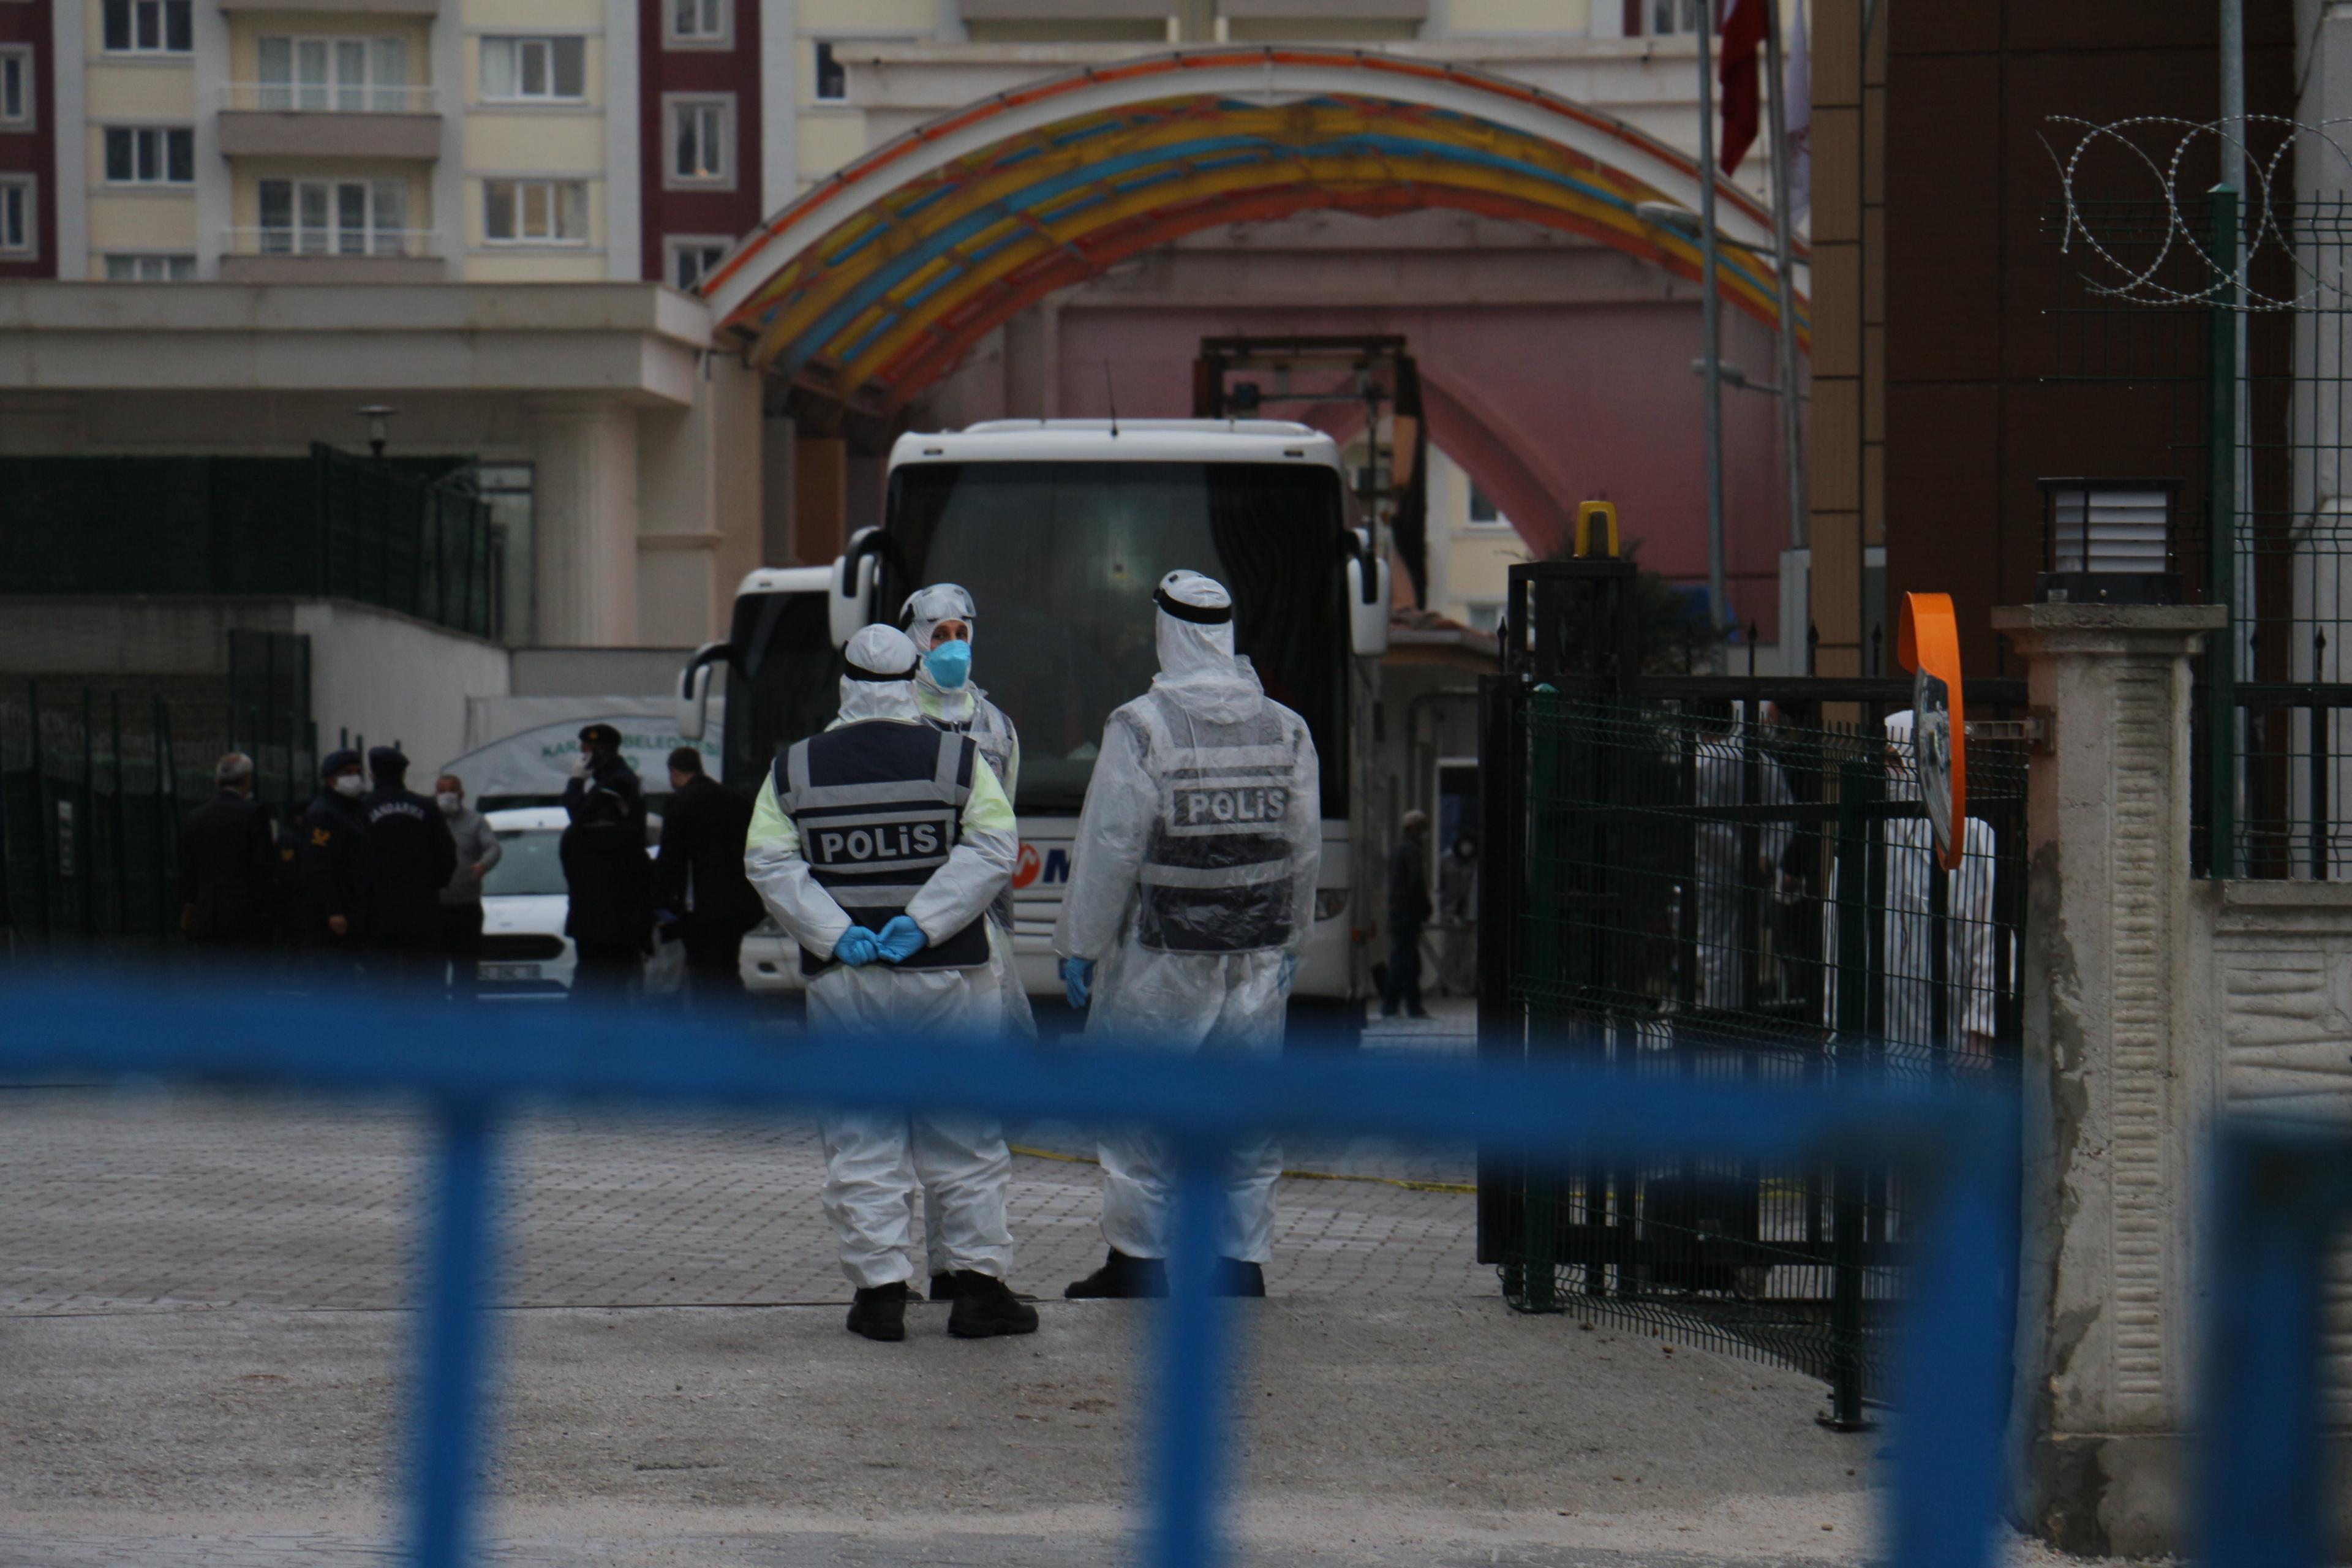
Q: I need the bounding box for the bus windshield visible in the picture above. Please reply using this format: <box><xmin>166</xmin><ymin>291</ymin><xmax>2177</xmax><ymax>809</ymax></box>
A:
<box><xmin>723</xmin><ymin>588</ymin><xmax>842</xmax><ymax>791</ymax></box>
<box><xmin>882</xmin><ymin>461</ymin><xmax>1349</xmax><ymax>816</ymax></box>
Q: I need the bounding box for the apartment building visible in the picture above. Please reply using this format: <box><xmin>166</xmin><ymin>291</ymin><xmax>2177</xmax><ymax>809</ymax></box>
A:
<box><xmin>2</xmin><ymin>1</ymin><xmax>1802</xmax><ymax>663</ymax></box>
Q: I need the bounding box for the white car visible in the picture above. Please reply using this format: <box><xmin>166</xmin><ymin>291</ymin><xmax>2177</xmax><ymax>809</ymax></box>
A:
<box><xmin>475</xmin><ymin>805</ymin><xmax>669</xmax><ymax>998</ymax></box>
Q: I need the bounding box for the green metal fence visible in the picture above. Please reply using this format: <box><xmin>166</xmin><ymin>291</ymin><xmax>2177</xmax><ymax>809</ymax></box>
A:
<box><xmin>1478</xmin><ymin>680</ymin><xmax>2029</xmax><ymax>1423</ymax></box>
<box><xmin>0</xmin><ymin>663</ymin><xmax>312</xmax><ymax>951</ymax></box>
<box><xmin>2048</xmin><ymin>119</ymin><xmax>2352</xmax><ymax>879</ymax></box>
<box><xmin>0</xmin><ymin>448</ymin><xmax>502</xmax><ymax>640</ymax></box>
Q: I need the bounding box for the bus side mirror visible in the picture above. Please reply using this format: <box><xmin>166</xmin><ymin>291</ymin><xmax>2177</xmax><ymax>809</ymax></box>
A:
<box><xmin>829</xmin><ymin>527</ymin><xmax>880</xmax><ymax>649</ymax></box>
<box><xmin>1348</xmin><ymin>554</ymin><xmax>1390</xmax><ymax>658</ymax></box>
<box><xmin>677</xmin><ymin>640</ymin><xmax>734</xmax><ymax>741</ymax></box>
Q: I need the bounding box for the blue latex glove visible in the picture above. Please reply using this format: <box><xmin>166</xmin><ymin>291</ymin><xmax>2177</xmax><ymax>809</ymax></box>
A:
<box><xmin>1279</xmin><ymin>952</ymin><xmax>1298</xmax><ymax>993</ymax></box>
<box><xmin>1060</xmin><ymin>956</ymin><xmax>1095</xmax><ymax>1009</ymax></box>
<box><xmin>925</xmin><ymin>639</ymin><xmax>973</xmax><ymax>690</ymax></box>
<box><xmin>875</xmin><ymin>914</ymin><xmax>927</xmax><ymax>963</ymax></box>
<box><xmin>832</xmin><ymin>925</ymin><xmax>881</xmax><ymax>967</ymax></box>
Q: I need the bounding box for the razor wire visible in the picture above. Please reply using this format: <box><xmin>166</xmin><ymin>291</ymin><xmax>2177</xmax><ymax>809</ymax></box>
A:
<box><xmin>2047</xmin><ymin>114</ymin><xmax>2352</xmax><ymax>311</ymax></box>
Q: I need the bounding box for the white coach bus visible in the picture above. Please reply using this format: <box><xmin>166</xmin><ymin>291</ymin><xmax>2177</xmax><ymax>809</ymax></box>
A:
<box><xmin>680</xmin><ymin>420</ymin><xmax>1390</xmax><ymax>1038</ymax></box>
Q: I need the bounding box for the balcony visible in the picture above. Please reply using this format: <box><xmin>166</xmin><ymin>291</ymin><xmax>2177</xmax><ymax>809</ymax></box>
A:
<box><xmin>218</xmin><ymin>227</ymin><xmax>443</xmax><ymax>284</ymax></box>
<box><xmin>217</xmin><ymin>84</ymin><xmax>441</xmax><ymax>161</ymax></box>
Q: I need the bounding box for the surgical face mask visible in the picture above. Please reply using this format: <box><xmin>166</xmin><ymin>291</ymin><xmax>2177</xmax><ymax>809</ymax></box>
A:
<box><xmin>436</xmin><ymin>792</ymin><xmax>462</xmax><ymax>815</ymax></box>
<box><xmin>925</xmin><ymin>639</ymin><xmax>973</xmax><ymax>690</ymax></box>
<box><xmin>570</xmin><ymin>753</ymin><xmax>595</xmax><ymax>779</ymax></box>
<box><xmin>331</xmin><ymin>773</ymin><xmax>366</xmax><ymax>799</ymax></box>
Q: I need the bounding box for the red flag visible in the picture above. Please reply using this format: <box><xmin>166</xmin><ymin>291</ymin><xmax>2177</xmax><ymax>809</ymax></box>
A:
<box><xmin>1718</xmin><ymin>0</ymin><xmax>1766</xmax><ymax>176</ymax></box>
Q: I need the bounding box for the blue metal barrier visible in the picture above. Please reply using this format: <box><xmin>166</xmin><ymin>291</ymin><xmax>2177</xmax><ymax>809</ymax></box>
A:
<box><xmin>2203</xmin><ymin>1120</ymin><xmax>2352</xmax><ymax>1568</ymax></box>
<box><xmin>1</xmin><ymin>979</ymin><xmax>2019</xmax><ymax>1568</ymax></box>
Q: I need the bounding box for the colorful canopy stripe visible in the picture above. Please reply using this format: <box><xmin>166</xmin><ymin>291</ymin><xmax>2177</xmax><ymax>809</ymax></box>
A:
<box><xmin>708</xmin><ymin>50</ymin><xmax>1810</xmax><ymax>416</ymax></box>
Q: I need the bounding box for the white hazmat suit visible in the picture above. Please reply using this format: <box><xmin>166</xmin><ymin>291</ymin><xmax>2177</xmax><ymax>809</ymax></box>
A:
<box><xmin>1055</xmin><ymin>571</ymin><xmax>1321</xmax><ymax>1268</ymax></box>
<box><xmin>900</xmin><ymin>583</ymin><xmax>1035</xmax><ymax>1289</ymax></box>
<box><xmin>744</xmin><ymin>624</ymin><xmax>1023</xmax><ymax>1290</ymax></box>
<box><xmin>1823</xmin><ymin>709</ymin><xmax>1999</xmax><ymax>1064</ymax></box>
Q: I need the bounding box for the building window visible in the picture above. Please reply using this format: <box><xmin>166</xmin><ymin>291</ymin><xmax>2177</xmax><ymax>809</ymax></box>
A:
<box><xmin>103</xmin><ymin>127</ymin><xmax>194</xmax><ymax>186</ymax></box>
<box><xmin>0</xmin><ymin>47</ymin><xmax>34</xmax><ymax>129</ymax></box>
<box><xmin>668</xmin><ymin>0</ymin><xmax>729</xmax><ymax>46</ymax></box>
<box><xmin>666</xmin><ymin>96</ymin><xmax>732</xmax><ymax>187</ymax></box>
<box><xmin>1466</xmin><ymin>483</ymin><xmax>1510</xmax><ymax>527</ymax></box>
<box><xmin>260</xmin><ymin>177</ymin><xmax>412</xmax><ymax>255</ymax></box>
<box><xmin>102</xmin><ymin>0</ymin><xmax>192</xmax><ymax>55</ymax></box>
<box><xmin>814</xmin><ymin>40</ymin><xmax>846</xmax><ymax>103</ymax></box>
<box><xmin>0</xmin><ymin>176</ymin><xmax>32</xmax><ymax>257</ymax></box>
<box><xmin>1642</xmin><ymin>0</ymin><xmax>1702</xmax><ymax>34</ymax></box>
<box><xmin>483</xmin><ymin>179</ymin><xmax>587</xmax><ymax>244</ymax></box>
<box><xmin>480</xmin><ymin>36</ymin><xmax>586</xmax><ymax>102</ymax></box>
<box><xmin>258</xmin><ymin>37</ymin><xmax>411</xmax><ymax>113</ymax></box>
<box><xmin>666</xmin><ymin>236</ymin><xmax>730</xmax><ymax>290</ymax></box>
<box><xmin>105</xmin><ymin>253</ymin><xmax>197</xmax><ymax>280</ymax></box>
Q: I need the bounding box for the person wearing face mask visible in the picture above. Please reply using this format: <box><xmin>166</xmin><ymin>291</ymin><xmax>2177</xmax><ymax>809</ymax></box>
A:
<box><xmin>296</xmin><ymin>748</ymin><xmax>379</xmax><ymax>981</ymax></box>
<box><xmin>1054</xmin><ymin>571</ymin><xmax>1321</xmax><ymax>1300</ymax></box>
<box><xmin>744</xmin><ymin>624</ymin><xmax>1035</xmax><ymax>1343</ymax></box>
<box><xmin>900</xmin><ymin>582</ymin><xmax>1033</xmax><ymax>1304</ymax></box>
<box><xmin>435</xmin><ymin>774</ymin><xmax>502</xmax><ymax>1002</ymax></box>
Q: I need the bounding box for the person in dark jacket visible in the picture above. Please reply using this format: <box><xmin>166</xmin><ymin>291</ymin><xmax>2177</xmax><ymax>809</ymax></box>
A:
<box><xmin>179</xmin><ymin>751</ymin><xmax>278</xmax><ymax>961</ymax></box>
<box><xmin>360</xmin><ymin>746</ymin><xmax>458</xmax><ymax>990</ymax></box>
<box><xmin>654</xmin><ymin>745</ymin><xmax>761</xmax><ymax>1003</ymax></box>
<box><xmin>1381</xmin><ymin>809</ymin><xmax>1433</xmax><ymax>1020</ymax></box>
<box><xmin>297</xmin><ymin>748</ymin><xmax>378</xmax><ymax>981</ymax></box>
<box><xmin>561</xmin><ymin>723</ymin><xmax>651</xmax><ymax>1001</ymax></box>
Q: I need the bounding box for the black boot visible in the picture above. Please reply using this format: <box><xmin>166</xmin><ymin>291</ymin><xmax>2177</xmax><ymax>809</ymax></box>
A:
<box><xmin>846</xmin><ymin>1281</ymin><xmax>909</xmax><ymax>1341</ymax></box>
<box><xmin>1064</xmin><ymin>1247</ymin><xmax>1169</xmax><ymax>1300</ymax></box>
<box><xmin>1216</xmin><ymin>1258</ymin><xmax>1267</xmax><ymax>1297</ymax></box>
<box><xmin>927</xmin><ymin>1272</ymin><xmax>963</xmax><ymax>1303</ymax></box>
<box><xmin>946</xmin><ymin>1272</ymin><xmax>1041</xmax><ymax>1338</ymax></box>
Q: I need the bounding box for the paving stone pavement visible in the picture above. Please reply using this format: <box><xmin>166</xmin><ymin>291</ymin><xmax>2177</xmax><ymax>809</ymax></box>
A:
<box><xmin>0</xmin><ymin>1084</ymin><xmax>1485</xmax><ymax>1316</ymax></box>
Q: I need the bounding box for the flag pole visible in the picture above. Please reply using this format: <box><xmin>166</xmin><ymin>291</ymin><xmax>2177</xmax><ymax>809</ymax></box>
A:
<box><xmin>1697</xmin><ymin>0</ymin><xmax>1728</xmax><ymax>643</ymax></box>
<box><xmin>1765</xmin><ymin>1</ymin><xmax>1806</xmax><ymax>555</ymax></box>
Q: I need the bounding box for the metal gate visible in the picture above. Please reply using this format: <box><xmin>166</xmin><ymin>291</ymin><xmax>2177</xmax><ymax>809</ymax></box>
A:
<box><xmin>1476</xmin><ymin>560</ymin><xmax>2030</xmax><ymax>1423</ymax></box>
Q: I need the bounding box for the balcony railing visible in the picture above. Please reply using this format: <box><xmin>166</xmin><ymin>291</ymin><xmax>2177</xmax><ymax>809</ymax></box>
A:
<box><xmin>219</xmin><ymin>82</ymin><xmax>438</xmax><ymax>113</ymax></box>
<box><xmin>222</xmin><ymin>226</ymin><xmax>440</xmax><ymax>259</ymax></box>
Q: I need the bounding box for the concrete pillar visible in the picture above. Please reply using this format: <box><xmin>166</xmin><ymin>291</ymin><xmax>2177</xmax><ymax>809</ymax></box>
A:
<box><xmin>636</xmin><ymin>356</ymin><xmax>763</xmax><ymax>646</ymax></box>
<box><xmin>1990</xmin><ymin>602</ymin><xmax>2227</xmax><ymax>1559</ymax></box>
<box><xmin>531</xmin><ymin>398</ymin><xmax>640</xmax><ymax>646</ymax></box>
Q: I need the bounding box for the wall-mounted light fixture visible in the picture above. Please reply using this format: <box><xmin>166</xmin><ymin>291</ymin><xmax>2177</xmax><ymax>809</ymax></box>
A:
<box><xmin>2036</xmin><ymin>477</ymin><xmax>2180</xmax><ymax>606</ymax></box>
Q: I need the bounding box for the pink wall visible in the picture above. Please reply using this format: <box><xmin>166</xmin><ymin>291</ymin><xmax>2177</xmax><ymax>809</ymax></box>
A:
<box><xmin>1041</xmin><ymin>301</ymin><xmax>1798</xmax><ymax>640</ymax></box>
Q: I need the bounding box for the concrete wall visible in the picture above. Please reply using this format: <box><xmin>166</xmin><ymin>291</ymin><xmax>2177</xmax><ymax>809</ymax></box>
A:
<box><xmin>292</xmin><ymin>601</ymin><xmax>510</xmax><ymax>774</ymax></box>
<box><xmin>1997</xmin><ymin>603</ymin><xmax>2352</xmax><ymax>1557</ymax></box>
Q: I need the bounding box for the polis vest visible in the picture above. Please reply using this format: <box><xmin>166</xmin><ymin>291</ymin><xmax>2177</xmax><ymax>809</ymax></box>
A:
<box><xmin>1128</xmin><ymin>689</ymin><xmax>1305</xmax><ymax>954</ymax></box>
<box><xmin>773</xmin><ymin>720</ymin><xmax>989</xmax><ymax>974</ymax></box>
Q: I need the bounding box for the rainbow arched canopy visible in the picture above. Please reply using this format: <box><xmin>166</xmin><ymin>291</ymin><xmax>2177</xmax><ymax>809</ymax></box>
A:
<box><xmin>704</xmin><ymin>47</ymin><xmax>1809</xmax><ymax>415</ymax></box>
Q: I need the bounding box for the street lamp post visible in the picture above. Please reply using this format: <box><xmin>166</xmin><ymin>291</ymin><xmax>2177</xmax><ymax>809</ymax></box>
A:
<box><xmin>1694</xmin><ymin>6</ymin><xmax>1728</xmax><ymax>647</ymax></box>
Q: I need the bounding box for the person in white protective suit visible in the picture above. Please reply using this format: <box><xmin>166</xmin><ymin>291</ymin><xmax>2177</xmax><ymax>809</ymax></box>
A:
<box><xmin>742</xmin><ymin>624</ymin><xmax>1040</xmax><ymax>1343</ymax></box>
<box><xmin>1692</xmin><ymin>704</ymin><xmax>1795</xmax><ymax>1012</ymax></box>
<box><xmin>1822</xmin><ymin>709</ymin><xmax>1999</xmax><ymax>1068</ymax></box>
<box><xmin>1053</xmin><ymin>571</ymin><xmax>1321</xmax><ymax>1300</ymax></box>
<box><xmin>898</xmin><ymin>582</ymin><xmax>1035</xmax><ymax>1306</ymax></box>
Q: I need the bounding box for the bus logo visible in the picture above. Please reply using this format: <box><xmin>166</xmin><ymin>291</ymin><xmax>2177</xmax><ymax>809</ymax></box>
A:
<box><xmin>1014</xmin><ymin>844</ymin><xmax>1072</xmax><ymax>889</ymax></box>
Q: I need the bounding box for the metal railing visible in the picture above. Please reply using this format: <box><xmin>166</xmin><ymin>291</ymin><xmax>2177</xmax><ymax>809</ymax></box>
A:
<box><xmin>0</xmin><ymin>981</ymin><xmax>2019</xmax><ymax>1568</ymax></box>
<box><xmin>219</xmin><ymin>82</ymin><xmax>438</xmax><ymax>114</ymax></box>
<box><xmin>221</xmin><ymin>226</ymin><xmax>440</xmax><ymax>259</ymax></box>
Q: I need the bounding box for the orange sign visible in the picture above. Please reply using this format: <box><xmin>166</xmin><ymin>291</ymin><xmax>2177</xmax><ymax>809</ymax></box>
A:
<box><xmin>1896</xmin><ymin>592</ymin><xmax>1966</xmax><ymax>870</ymax></box>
